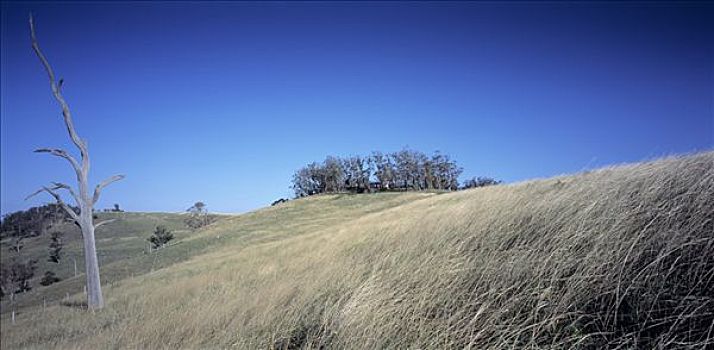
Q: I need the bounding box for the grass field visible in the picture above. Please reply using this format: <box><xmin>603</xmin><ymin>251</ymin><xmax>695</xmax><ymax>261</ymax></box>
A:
<box><xmin>1</xmin><ymin>151</ymin><xmax>712</xmax><ymax>349</ymax></box>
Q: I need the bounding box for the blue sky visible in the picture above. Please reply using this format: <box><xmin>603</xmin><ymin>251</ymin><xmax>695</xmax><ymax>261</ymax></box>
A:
<box><xmin>1</xmin><ymin>1</ymin><xmax>712</xmax><ymax>214</ymax></box>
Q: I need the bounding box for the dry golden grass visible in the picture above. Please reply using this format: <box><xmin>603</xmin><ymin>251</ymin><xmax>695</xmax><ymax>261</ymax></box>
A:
<box><xmin>1</xmin><ymin>151</ymin><xmax>712</xmax><ymax>349</ymax></box>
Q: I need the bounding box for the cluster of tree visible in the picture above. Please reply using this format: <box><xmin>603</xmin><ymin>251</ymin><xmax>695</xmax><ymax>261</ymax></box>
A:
<box><xmin>184</xmin><ymin>202</ymin><xmax>215</xmax><ymax>230</ymax></box>
<box><xmin>291</xmin><ymin>149</ymin><xmax>465</xmax><ymax>197</ymax></box>
<box><xmin>0</xmin><ymin>203</ymin><xmax>76</xmax><ymax>239</ymax></box>
<box><xmin>0</xmin><ymin>259</ymin><xmax>37</xmax><ymax>298</ymax></box>
<box><xmin>1</xmin><ymin>229</ymin><xmax>67</xmax><ymax>298</ymax></box>
<box><xmin>0</xmin><ymin>261</ymin><xmax>65</xmax><ymax>298</ymax></box>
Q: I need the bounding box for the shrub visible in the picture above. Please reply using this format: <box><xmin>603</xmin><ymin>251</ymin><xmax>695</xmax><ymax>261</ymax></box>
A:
<box><xmin>148</xmin><ymin>225</ymin><xmax>174</xmax><ymax>249</ymax></box>
<box><xmin>40</xmin><ymin>270</ymin><xmax>61</xmax><ymax>286</ymax></box>
<box><xmin>271</xmin><ymin>198</ymin><xmax>289</xmax><ymax>206</ymax></box>
<box><xmin>460</xmin><ymin>176</ymin><xmax>502</xmax><ymax>189</ymax></box>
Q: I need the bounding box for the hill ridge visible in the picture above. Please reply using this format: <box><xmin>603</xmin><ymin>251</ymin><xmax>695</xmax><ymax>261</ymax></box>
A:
<box><xmin>1</xmin><ymin>151</ymin><xmax>712</xmax><ymax>349</ymax></box>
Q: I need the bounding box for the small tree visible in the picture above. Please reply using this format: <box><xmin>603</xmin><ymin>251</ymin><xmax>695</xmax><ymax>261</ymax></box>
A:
<box><xmin>48</xmin><ymin>231</ymin><xmax>63</xmax><ymax>263</ymax></box>
<box><xmin>185</xmin><ymin>202</ymin><xmax>212</xmax><ymax>230</ymax></box>
<box><xmin>40</xmin><ymin>270</ymin><xmax>61</xmax><ymax>286</ymax></box>
<box><xmin>148</xmin><ymin>225</ymin><xmax>174</xmax><ymax>249</ymax></box>
<box><xmin>9</xmin><ymin>236</ymin><xmax>25</xmax><ymax>253</ymax></box>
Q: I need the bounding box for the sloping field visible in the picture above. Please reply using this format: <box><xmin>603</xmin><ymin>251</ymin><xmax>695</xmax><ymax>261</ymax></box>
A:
<box><xmin>1</xmin><ymin>152</ymin><xmax>712</xmax><ymax>349</ymax></box>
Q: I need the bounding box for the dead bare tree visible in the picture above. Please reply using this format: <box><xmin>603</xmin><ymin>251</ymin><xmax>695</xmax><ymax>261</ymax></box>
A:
<box><xmin>26</xmin><ymin>15</ymin><xmax>124</xmax><ymax>310</ymax></box>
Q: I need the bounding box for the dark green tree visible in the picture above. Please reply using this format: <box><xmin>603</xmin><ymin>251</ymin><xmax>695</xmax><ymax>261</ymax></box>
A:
<box><xmin>48</xmin><ymin>231</ymin><xmax>63</xmax><ymax>263</ymax></box>
<box><xmin>148</xmin><ymin>225</ymin><xmax>174</xmax><ymax>249</ymax></box>
<box><xmin>40</xmin><ymin>270</ymin><xmax>61</xmax><ymax>286</ymax></box>
<box><xmin>9</xmin><ymin>259</ymin><xmax>37</xmax><ymax>293</ymax></box>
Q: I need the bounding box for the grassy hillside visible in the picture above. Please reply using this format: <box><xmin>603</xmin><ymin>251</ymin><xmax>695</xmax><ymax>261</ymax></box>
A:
<box><xmin>1</xmin><ymin>212</ymin><xmax>195</xmax><ymax>311</ymax></box>
<box><xmin>1</xmin><ymin>152</ymin><xmax>712</xmax><ymax>349</ymax></box>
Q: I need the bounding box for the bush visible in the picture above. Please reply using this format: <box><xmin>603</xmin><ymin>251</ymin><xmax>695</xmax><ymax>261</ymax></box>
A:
<box><xmin>148</xmin><ymin>225</ymin><xmax>174</xmax><ymax>249</ymax></box>
<box><xmin>40</xmin><ymin>270</ymin><xmax>61</xmax><ymax>286</ymax></box>
<box><xmin>461</xmin><ymin>176</ymin><xmax>502</xmax><ymax>189</ymax></box>
<box><xmin>271</xmin><ymin>198</ymin><xmax>289</xmax><ymax>206</ymax></box>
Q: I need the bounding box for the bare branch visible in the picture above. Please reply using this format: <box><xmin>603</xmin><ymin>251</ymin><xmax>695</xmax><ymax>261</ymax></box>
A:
<box><xmin>26</xmin><ymin>186</ymin><xmax>79</xmax><ymax>222</ymax></box>
<box><xmin>35</xmin><ymin>148</ymin><xmax>82</xmax><ymax>178</ymax></box>
<box><xmin>50</xmin><ymin>181</ymin><xmax>81</xmax><ymax>206</ymax></box>
<box><xmin>25</xmin><ymin>187</ymin><xmax>46</xmax><ymax>201</ymax></box>
<box><xmin>94</xmin><ymin>219</ymin><xmax>116</xmax><ymax>229</ymax></box>
<box><xmin>93</xmin><ymin>174</ymin><xmax>125</xmax><ymax>205</ymax></box>
<box><xmin>30</xmin><ymin>15</ymin><xmax>89</xmax><ymax>169</ymax></box>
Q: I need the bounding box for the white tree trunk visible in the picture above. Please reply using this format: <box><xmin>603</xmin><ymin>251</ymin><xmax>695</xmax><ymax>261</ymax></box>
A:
<box><xmin>80</xmin><ymin>212</ymin><xmax>103</xmax><ymax>309</ymax></box>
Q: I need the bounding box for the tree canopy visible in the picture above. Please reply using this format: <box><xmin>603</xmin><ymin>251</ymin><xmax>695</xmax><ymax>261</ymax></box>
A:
<box><xmin>291</xmin><ymin>149</ymin><xmax>466</xmax><ymax>197</ymax></box>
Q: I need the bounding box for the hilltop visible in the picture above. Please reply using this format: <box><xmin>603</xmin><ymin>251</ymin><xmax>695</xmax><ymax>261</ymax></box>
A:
<box><xmin>1</xmin><ymin>151</ymin><xmax>712</xmax><ymax>349</ymax></box>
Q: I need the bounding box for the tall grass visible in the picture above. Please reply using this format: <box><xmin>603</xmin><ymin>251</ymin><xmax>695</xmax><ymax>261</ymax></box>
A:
<box><xmin>1</xmin><ymin>151</ymin><xmax>712</xmax><ymax>349</ymax></box>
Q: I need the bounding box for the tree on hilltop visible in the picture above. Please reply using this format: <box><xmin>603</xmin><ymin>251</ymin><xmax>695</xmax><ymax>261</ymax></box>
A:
<box><xmin>461</xmin><ymin>176</ymin><xmax>502</xmax><ymax>189</ymax></box>
<box><xmin>185</xmin><ymin>201</ymin><xmax>213</xmax><ymax>230</ymax></box>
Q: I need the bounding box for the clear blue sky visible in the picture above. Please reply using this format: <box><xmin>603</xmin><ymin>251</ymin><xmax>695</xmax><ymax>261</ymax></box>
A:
<box><xmin>1</xmin><ymin>1</ymin><xmax>712</xmax><ymax>214</ymax></box>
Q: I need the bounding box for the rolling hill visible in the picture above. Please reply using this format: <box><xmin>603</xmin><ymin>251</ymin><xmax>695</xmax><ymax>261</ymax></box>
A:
<box><xmin>1</xmin><ymin>151</ymin><xmax>712</xmax><ymax>349</ymax></box>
